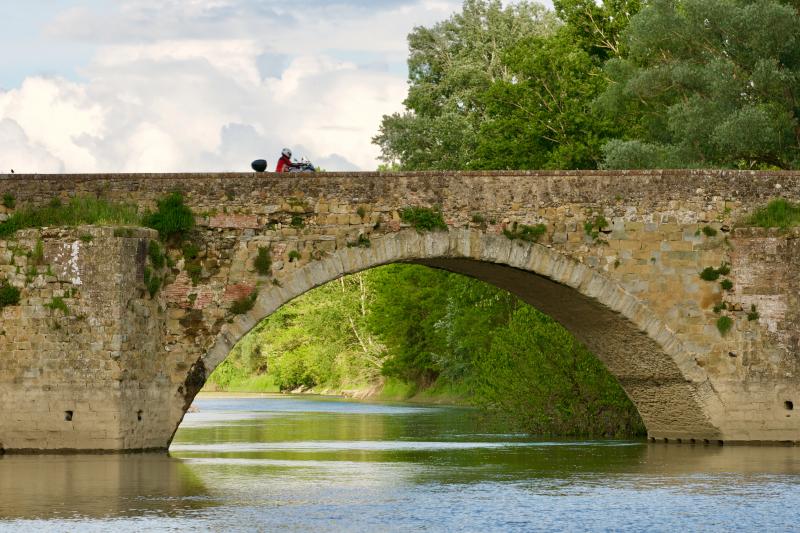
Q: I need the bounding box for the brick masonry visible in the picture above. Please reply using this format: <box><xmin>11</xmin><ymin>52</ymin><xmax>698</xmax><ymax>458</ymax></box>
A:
<box><xmin>0</xmin><ymin>170</ymin><xmax>799</xmax><ymax>450</ymax></box>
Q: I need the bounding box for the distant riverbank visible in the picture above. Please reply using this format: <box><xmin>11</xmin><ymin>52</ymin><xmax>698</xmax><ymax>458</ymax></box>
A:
<box><xmin>199</xmin><ymin>377</ymin><xmax>470</xmax><ymax>407</ymax></box>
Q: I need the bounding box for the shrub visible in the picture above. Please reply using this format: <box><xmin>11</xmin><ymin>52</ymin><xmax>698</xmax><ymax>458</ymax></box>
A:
<box><xmin>148</xmin><ymin>240</ymin><xmax>165</xmax><ymax>269</ymax></box>
<box><xmin>0</xmin><ymin>282</ymin><xmax>20</xmax><ymax>308</ymax></box>
<box><xmin>503</xmin><ymin>222</ymin><xmax>547</xmax><ymax>242</ymax></box>
<box><xmin>747</xmin><ymin>199</ymin><xmax>800</xmax><ymax>229</ymax></box>
<box><xmin>347</xmin><ymin>235</ymin><xmax>371</xmax><ymax>248</ymax></box>
<box><xmin>290</xmin><ymin>215</ymin><xmax>305</xmax><ymax>228</ymax></box>
<box><xmin>79</xmin><ymin>234</ymin><xmax>93</xmax><ymax>243</ymax></box>
<box><xmin>45</xmin><ymin>296</ymin><xmax>69</xmax><ymax>315</ymax></box>
<box><xmin>182</xmin><ymin>242</ymin><xmax>200</xmax><ymax>261</ymax></box>
<box><xmin>356</xmin><ymin>206</ymin><xmax>367</xmax><ymax>219</ymax></box>
<box><xmin>399</xmin><ymin>206</ymin><xmax>447</xmax><ymax>231</ymax></box>
<box><xmin>720</xmin><ymin>279</ymin><xmax>733</xmax><ymax>291</ymax></box>
<box><xmin>31</xmin><ymin>239</ymin><xmax>44</xmax><ymax>265</ymax></box>
<box><xmin>254</xmin><ymin>246</ymin><xmax>272</xmax><ymax>275</ymax></box>
<box><xmin>231</xmin><ymin>290</ymin><xmax>258</xmax><ymax>315</ymax></box>
<box><xmin>583</xmin><ymin>215</ymin><xmax>608</xmax><ymax>240</ymax></box>
<box><xmin>143</xmin><ymin>265</ymin><xmax>162</xmax><ymax>297</ymax></box>
<box><xmin>142</xmin><ymin>192</ymin><xmax>195</xmax><ymax>241</ymax></box>
<box><xmin>2</xmin><ymin>193</ymin><xmax>15</xmax><ymax>209</ymax></box>
<box><xmin>747</xmin><ymin>304</ymin><xmax>760</xmax><ymax>321</ymax></box>
<box><xmin>471</xmin><ymin>213</ymin><xmax>486</xmax><ymax>224</ymax></box>
<box><xmin>288</xmin><ymin>250</ymin><xmax>302</xmax><ymax>262</ymax></box>
<box><xmin>716</xmin><ymin>316</ymin><xmax>733</xmax><ymax>335</ymax></box>
<box><xmin>147</xmin><ymin>274</ymin><xmax>162</xmax><ymax>298</ymax></box>
<box><xmin>699</xmin><ymin>267</ymin><xmax>720</xmax><ymax>281</ymax></box>
<box><xmin>702</xmin><ymin>225</ymin><xmax>718</xmax><ymax>237</ymax></box>
<box><xmin>186</xmin><ymin>262</ymin><xmax>202</xmax><ymax>285</ymax></box>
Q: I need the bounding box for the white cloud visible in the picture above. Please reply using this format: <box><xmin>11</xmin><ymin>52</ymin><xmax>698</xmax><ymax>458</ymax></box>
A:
<box><xmin>2</xmin><ymin>0</ymin><xmax>462</xmax><ymax>173</ymax></box>
<box><xmin>0</xmin><ymin>119</ymin><xmax>64</xmax><ymax>174</ymax></box>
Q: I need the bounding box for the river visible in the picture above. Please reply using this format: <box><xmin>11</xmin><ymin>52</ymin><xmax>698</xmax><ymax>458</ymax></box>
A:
<box><xmin>1</xmin><ymin>394</ymin><xmax>799</xmax><ymax>531</ymax></box>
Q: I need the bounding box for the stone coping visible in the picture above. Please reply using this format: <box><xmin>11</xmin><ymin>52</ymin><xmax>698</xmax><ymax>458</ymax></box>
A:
<box><xmin>2</xmin><ymin>169</ymin><xmax>800</xmax><ymax>180</ymax></box>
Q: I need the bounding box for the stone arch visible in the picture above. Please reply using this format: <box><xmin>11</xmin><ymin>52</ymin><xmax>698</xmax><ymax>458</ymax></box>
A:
<box><xmin>173</xmin><ymin>228</ymin><xmax>724</xmax><ymax>443</ymax></box>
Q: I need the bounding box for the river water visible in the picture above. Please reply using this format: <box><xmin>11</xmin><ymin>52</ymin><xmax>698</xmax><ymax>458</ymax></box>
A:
<box><xmin>1</xmin><ymin>394</ymin><xmax>799</xmax><ymax>531</ymax></box>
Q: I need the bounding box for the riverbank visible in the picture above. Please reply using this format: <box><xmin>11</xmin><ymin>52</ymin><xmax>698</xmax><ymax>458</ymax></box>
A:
<box><xmin>200</xmin><ymin>376</ymin><xmax>471</xmax><ymax>407</ymax></box>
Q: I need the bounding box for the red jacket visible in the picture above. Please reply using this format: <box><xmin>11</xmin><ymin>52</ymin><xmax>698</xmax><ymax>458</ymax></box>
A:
<box><xmin>276</xmin><ymin>155</ymin><xmax>293</xmax><ymax>172</ymax></box>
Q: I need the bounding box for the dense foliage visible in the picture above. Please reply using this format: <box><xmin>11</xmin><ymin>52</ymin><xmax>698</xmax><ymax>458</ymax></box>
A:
<box><xmin>210</xmin><ymin>265</ymin><xmax>645</xmax><ymax>438</ymax></box>
<box><xmin>375</xmin><ymin>0</ymin><xmax>800</xmax><ymax>170</ymax></box>
<box><xmin>372</xmin><ymin>0</ymin><xmax>558</xmax><ymax>170</ymax></box>
<box><xmin>599</xmin><ymin>0</ymin><xmax>800</xmax><ymax>169</ymax></box>
<box><xmin>211</xmin><ymin>274</ymin><xmax>385</xmax><ymax>392</ymax></box>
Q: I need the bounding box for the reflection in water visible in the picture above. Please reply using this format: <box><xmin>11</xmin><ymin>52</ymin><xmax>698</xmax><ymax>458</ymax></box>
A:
<box><xmin>0</xmin><ymin>454</ymin><xmax>209</xmax><ymax>520</ymax></box>
<box><xmin>1</xmin><ymin>394</ymin><xmax>799</xmax><ymax>531</ymax></box>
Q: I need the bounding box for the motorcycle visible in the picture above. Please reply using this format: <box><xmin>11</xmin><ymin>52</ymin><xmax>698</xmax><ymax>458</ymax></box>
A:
<box><xmin>251</xmin><ymin>156</ymin><xmax>316</xmax><ymax>173</ymax></box>
<box><xmin>287</xmin><ymin>157</ymin><xmax>316</xmax><ymax>173</ymax></box>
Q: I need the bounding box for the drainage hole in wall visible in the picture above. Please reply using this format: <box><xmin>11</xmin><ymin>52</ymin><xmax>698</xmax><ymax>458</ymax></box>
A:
<box><xmin>785</xmin><ymin>400</ymin><xmax>794</xmax><ymax>410</ymax></box>
<box><xmin>64</xmin><ymin>411</ymin><xmax>73</xmax><ymax>421</ymax></box>
<box><xmin>137</xmin><ymin>410</ymin><xmax>143</xmax><ymax>421</ymax></box>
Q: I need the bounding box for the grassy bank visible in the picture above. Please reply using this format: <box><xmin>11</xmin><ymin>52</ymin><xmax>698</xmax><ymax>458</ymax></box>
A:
<box><xmin>204</xmin><ymin>374</ymin><xmax>280</xmax><ymax>393</ymax></box>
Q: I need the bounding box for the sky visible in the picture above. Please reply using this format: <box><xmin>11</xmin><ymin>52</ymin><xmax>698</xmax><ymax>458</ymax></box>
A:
<box><xmin>0</xmin><ymin>0</ymin><xmax>476</xmax><ymax>173</ymax></box>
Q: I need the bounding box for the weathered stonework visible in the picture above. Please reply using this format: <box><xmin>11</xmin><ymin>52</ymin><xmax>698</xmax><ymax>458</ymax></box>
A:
<box><xmin>0</xmin><ymin>170</ymin><xmax>799</xmax><ymax>451</ymax></box>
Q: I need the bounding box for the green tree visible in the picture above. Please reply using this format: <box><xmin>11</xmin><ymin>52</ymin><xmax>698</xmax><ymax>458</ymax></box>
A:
<box><xmin>373</xmin><ymin>0</ymin><xmax>557</xmax><ymax>170</ymax></box>
<box><xmin>598</xmin><ymin>0</ymin><xmax>800</xmax><ymax>169</ymax></box>
<box><xmin>365</xmin><ymin>265</ymin><xmax>452</xmax><ymax>384</ymax></box>
<box><xmin>211</xmin><ymin>273</ymin><xmax>385</xmax><ymax>391</ymax></box>
<box><xmin>474</xmin><ymin>31</ymin><xmax>620</xmax><ymax>169</ymax></box>
<box><xmin>473</xmin><ymin>306</ymin><xmax>645</xmax><ymax>437</ymax></box>
<box><xmin>552</xmin><ymin>0</ymin><xmax>642</xmax><ymax>60</ymax></box>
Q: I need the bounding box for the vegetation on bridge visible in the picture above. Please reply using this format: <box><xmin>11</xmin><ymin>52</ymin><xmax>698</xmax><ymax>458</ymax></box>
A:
<box><xmin>747</xmin><ymin>199</ymin><xmax>800</xmax><ymax>230</ymax></box>
<box><xmin>0</xmin><ymin>196</ymin><xmax>140</xmax><ymax>237</ymax></box>
<box><xmin>0</xmin><ymin>281</ymin><xmax>20</xmax><ymax>309</ymax></box>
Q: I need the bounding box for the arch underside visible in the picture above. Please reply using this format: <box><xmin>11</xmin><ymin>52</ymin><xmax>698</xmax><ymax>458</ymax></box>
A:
<box><xmin>191</xmin><ymin>230</ymin><xmax>722</xmax><ymax>443</ymax></box>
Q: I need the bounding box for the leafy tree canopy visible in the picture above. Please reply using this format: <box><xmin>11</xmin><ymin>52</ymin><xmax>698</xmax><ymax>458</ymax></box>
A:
<box><xmin>473</xmin><ymin>30</ymin><xmax>622</xmax><ymax>169</ymax></box>
<box><xmin>598</xmin><ymin>0</ymin><xmax>800</xmax><ymax>169</ymax></box>
<box><xmin>373</xmin><ymin>0</ymin><xmax>558</xmax><ymax>170</ymax></box>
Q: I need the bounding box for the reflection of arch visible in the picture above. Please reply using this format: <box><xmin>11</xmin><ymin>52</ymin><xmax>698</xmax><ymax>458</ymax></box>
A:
<box><xmin>178</xmin><ymin>229</ymin><xmax>723</xmax><ymax>443</ymax></box>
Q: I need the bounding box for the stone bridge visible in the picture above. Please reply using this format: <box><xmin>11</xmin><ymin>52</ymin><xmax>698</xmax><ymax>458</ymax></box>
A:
<box><xmin>0</xmin><ymin>170</ymin><xmax>798</xmax><ymax>452</ymax></box>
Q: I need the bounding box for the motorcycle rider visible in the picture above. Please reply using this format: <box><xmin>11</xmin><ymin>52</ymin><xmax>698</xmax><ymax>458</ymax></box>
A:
<box><xmin>276</xmin><ymin>148</ymin><xmax>299</xmax><ymax>172</ymax></box>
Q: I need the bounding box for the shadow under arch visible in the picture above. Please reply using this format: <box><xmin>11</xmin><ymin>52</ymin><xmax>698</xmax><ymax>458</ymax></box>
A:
<box><xmin>177</xmin><ymin>228</ymin><xmax>723</xmax><ymax>443</ymax></box>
